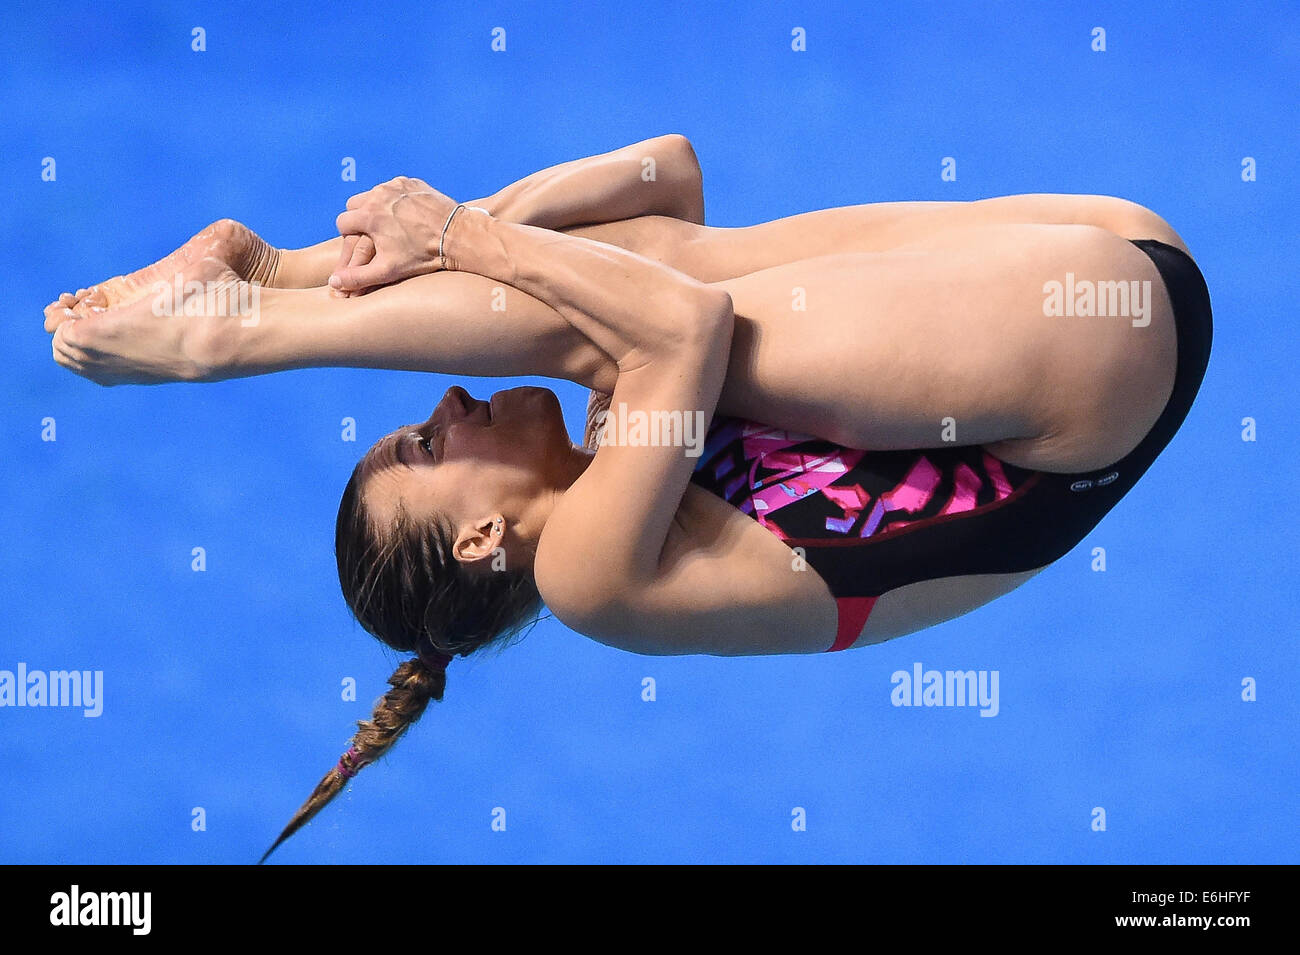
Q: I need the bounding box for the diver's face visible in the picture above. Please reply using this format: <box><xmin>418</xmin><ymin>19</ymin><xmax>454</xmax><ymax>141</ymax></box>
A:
<box><xmin>360</xmin><ymin>385</ymin><xmax>573</xmax><ymax>537</ymax></box>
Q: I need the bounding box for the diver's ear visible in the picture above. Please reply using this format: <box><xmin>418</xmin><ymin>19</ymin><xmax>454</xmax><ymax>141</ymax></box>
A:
<box><xmin>451</xmin><ymin>513</ymin><xmax>506</xmax><ymax>565</ymax></box>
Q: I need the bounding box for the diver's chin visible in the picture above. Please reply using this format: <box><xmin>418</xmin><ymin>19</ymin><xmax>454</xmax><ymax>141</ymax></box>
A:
<box><xmin>489</xmin><ymin>386</ymin><xmax>558</xmax><ymax>423</ymax></box>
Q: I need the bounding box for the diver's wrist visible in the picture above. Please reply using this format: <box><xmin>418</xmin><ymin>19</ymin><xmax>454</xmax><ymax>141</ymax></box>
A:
<box><xmin>442</xmin><ymin>204</ymin><xmax>506</xmax><ymax>277</ymax></box>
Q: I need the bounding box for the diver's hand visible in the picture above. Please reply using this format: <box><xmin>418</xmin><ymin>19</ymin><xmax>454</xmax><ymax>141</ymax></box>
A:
<box><xmin>329</xmin><ymin>234</ymin><xmax>376</xmax><ymax>298</ymax></box>
<box><xmin>330</xmin><ymin>177</ymin><xmax>490</xmax><ymax>294</ymax></box>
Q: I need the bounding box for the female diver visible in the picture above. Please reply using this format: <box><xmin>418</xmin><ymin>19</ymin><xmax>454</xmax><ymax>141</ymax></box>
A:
<box><xmin>42</xmin><ymin>135</ymin><xmax>1212</xmax><ymax>860</ymax></box>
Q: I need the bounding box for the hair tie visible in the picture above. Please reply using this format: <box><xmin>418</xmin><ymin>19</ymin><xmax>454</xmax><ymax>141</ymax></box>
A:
<box><xmin>418</xmin><ymin>645</ymin><xmax>454</xmax><ymax>671</ymax></box>
<box><xmin>335</xmin><ymin>744</ymin><xmax>369</xmax><ymax>779</ymax></box>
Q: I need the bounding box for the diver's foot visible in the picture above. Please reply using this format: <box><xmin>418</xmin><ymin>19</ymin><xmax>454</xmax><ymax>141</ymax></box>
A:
<box><xmin>44</xmin><ymin>219</ymin><xmax>280</xmax><ymax>330</ymax></box>
<box><xmin>49</xmin><ymin>269</ymin><xmax>272</xmax><ymax>385</ymax></box>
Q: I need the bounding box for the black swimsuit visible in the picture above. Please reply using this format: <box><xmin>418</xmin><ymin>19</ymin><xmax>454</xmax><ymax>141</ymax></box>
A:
<box><xmin>590</xmin><ymin>239</ymin><xmax>1213</xmax><ymax>650</ymax></box>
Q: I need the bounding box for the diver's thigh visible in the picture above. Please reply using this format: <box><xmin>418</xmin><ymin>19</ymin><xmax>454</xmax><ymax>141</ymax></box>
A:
<box><xmin>710</xmin><ymin>223</ymin><xmax>1176</xmax><ymax>473</ymax></box>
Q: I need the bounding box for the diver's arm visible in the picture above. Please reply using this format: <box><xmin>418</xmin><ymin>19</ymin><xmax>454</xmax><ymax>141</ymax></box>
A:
<box><xmin>470</xmin><ymin>133</ymin><xmax>705</xmax><ymax>228</ymax></box>
<box><xmin>268</xmin><ymin>186</ymin><xmax>723</xmax><ymax>392</ymax></box>
<box><xmin>438</xmin><ymin>205</ymin><xmax>726</xmax><ymax>373</ymax></box>
<box><xmin>438</xmin><ymin>203</ymin><xmax>732</xmax><ymax>589</ymax></box>
<box><xmin>271</xmin><ymin>134</ymin><xmax>703</xmax><ymax>291</ymax></box>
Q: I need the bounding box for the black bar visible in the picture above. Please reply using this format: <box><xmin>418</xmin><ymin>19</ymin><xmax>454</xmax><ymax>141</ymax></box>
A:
<box><xmin>3</xmin><ymin>864</ymin><xmax>1286</xmax><ymax>940</ymax></box>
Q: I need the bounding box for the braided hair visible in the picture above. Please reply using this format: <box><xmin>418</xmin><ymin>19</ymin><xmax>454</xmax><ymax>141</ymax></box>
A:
<box><xmin>258</xmin><ymin>650</ymin><xmax>449</xmax><ymax>864</ymax></box>
<box><xmin>258</xmin><ymin>450</ymin><xmax>545</xmax><ymax>863</ymax></box>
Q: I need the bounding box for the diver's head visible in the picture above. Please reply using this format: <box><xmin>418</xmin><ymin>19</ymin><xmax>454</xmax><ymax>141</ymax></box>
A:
<box><xmin>337</xmin><ymin>384</ymin><xmax>577</xmax><ymax>659</ymax></box>
<box><xmin>259</xmin><ymin>384</ymin><xmax>582</xmax><ymax>863</ymax></box>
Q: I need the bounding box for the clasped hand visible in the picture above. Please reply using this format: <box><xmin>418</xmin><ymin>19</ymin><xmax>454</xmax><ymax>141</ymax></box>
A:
<box><xmin>330</xmin><ymin>176</ymin><xmax>484</xmax><ymax>296</ymax></box>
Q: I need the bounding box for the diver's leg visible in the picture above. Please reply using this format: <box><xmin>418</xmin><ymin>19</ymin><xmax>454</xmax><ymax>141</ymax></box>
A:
<box><xmin>708</xmin><ymin>222</ymin><xmax>1178</xmax><ymax>474</ymax></box>
<box><xmin>49</xmin><ymin>219</ymin><xmax>1174</xmax><ymax>478</ymax></box>
<box><xmin>568</xmin><ymin>194</ymin><xmax>1189</xmax><ymax>285</ymax></box>
<box><xmin>49</xmin><ymin>264</ymin><xmax>605</xmax><ymax>388</ymax></box>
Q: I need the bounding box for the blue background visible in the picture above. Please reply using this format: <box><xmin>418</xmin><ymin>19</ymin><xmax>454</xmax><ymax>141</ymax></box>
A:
<box><xmin>1</xmin><ymin>1</ymin><xmax>1295</xmax><ymax>863</ymax></box>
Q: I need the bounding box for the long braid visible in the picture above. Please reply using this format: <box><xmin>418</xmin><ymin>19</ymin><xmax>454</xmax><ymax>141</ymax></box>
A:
<box><xmin>300</xmin><ymin>425</ymin><xmax>547</xmax><ymax>862</ymax></box>
<box><xmin>258</xmin><ymin>655</ymin><xmax>448</xmax><ymax>864</ymax></box>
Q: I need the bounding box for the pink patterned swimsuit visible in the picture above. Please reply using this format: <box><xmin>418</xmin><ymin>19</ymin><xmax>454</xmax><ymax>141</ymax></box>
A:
<box><xmin>687</xmin><ymin>239</ymin><xmax>1213</xmax><ymax>651</ymax></box>
<box><xmin>688</xmin><ymin>421</ymin><xmax>1042</xmax><ymax>649</ymax></box>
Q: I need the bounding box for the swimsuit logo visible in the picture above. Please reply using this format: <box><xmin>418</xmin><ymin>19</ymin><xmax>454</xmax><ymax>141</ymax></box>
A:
<box><xmin>1071</xmin><ymin>471</ymin><xmax>1119</xmax><ymax>492</ymax></box>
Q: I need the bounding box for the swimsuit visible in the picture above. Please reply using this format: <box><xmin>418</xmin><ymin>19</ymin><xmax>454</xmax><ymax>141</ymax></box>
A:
<box><xmin>586</xmin><ymin>239</ymin><xmax>1212</xmax><ymax>651</ymax></box>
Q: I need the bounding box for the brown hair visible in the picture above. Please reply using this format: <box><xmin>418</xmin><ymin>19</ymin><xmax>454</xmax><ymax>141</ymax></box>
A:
<box><xmin>258</xmin><ymin>455</ymin><xmax>544</xmax><ymax>863</ymax></box>
<box><xmin>584</xmin><ymin>388</ymin><xmax>612</xmax><ymax>451</ymax></box>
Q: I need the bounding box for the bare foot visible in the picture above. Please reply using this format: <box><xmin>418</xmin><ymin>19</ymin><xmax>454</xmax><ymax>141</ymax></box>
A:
<box><xmin>49</xmin><ymin>266</ymin><xmax>275</xmax><ymax>386</ymax></box>
<box><xmin>44</xmin><ymin>219</ymin><xmax>280</xmax><ymax>331</ymax></box>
